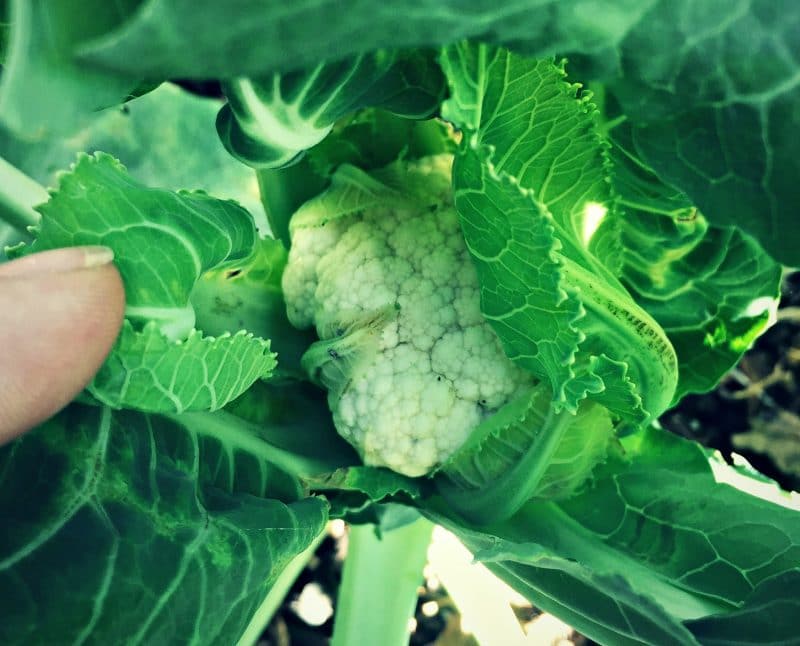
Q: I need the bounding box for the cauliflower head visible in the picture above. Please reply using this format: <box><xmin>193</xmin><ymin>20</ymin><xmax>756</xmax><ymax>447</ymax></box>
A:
<box><xmin>282</xmin><ymin>155</ymin><xmax>535</xmax><ymax>476</ymax></box>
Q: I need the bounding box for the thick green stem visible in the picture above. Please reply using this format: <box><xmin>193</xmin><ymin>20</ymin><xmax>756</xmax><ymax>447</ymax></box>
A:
<box><xmin>256</xmin><ymin>158</ymin><xmax>326</xmax><ymax>248</ymax></box>
<box><xmin>237</xmin><ymin>529</ymin><xmax>327</xmax><ymax>646</ymax></box>
<box><xmin>331</xmin><ymin>518</ymin><xmax>434</xmax><ymax>646</ymax></box>
<box><xmin>0</xmin><ymin>156</ymin><xmax>47</xmax><ymax>231</ymax></box>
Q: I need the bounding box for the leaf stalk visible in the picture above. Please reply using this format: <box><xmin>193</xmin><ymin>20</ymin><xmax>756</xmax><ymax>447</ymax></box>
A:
<box><xmin>0</xmin><ymin>156</ymin><xmax>46</xmax><ymax>232</ymax></box>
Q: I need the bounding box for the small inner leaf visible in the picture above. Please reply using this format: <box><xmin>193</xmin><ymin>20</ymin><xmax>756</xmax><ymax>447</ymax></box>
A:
<box><xmin>90</xmin><ymin>321</ymin><xmax>276</xmax><ymax>413</ymax></box>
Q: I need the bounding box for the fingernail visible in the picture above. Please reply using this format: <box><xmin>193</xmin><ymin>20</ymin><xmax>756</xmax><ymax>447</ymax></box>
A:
<box><xmin>0</xmin><ymin>246</ymin><xmax>115</xmax><ymax>277</ymax></box>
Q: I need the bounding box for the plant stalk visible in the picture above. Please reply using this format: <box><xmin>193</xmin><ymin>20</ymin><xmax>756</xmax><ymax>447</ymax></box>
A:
<box><xmin>0</xmin><ymin>156</ymin><xmax>47</xmax><ymax>231</ymax></box>
<box><xmin>331</xmin><ymin>518</ymin><xmax>434</xmax><ymax>646</ymax></box>
<box><xmin>256</xmin><ymin>158</ymin><xmax>326</xmax><ymax>248</ymax></box>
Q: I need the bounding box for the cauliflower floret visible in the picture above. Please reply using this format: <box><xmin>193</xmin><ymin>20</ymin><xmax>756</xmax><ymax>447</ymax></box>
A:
<box><xmin>283</xmin><ymin>219</ymin><xmax>346</xmax><ymax>328</ymax></box>
<box><xmin>283</xmin><ymin>155</ymin><xmax>535</xmax><ymax>476</ymax></box>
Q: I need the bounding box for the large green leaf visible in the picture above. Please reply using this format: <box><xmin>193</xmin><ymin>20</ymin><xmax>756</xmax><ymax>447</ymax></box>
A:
<box><xmin>12</xmin><ymin>153</ymin><xmax>276</xmax><ymax>412</ymax></box>
<box><xmin>444</xmin><ymin>44</ymin><xmax>678</xmax><ymax>423</ymax></box>
<box><xmin>72</xmin><ymin>0</ymin><xmax>800</xmax><ymax>262</ymax></box>
<box><xmin>0</xmin><ymin>404</ymin><xmax>328</xmax><ymax>645</ymax></box>
<box><xmin>0</xmin><ymin>0</ymin><xmax>141</xmax><ymax>137</ymax></box>
<box><xmin>76</xmin><ymin>0</ymin><xmax>652</xmax><ymax>78</ymax></box>
<box><xmin>685</xmin><ymin>571</ymin><xmax>800</xmax><ymax>645</ymax></box>
<box><xmin>480</xmin><ymin>549</ymin><xmax>703</xmax><ymax>645</ymax></box>
<box><xmin>433</xmin><ymin>426</ymin><xmax>800</xmax><ymax>645</ymax></box>
<box><xmin>631</xmin><ymin>101</ymin><xmax>800</xmax><ymax>266</ymax></box>
<box><xmin>441</xmin><ymin>45</ymin><xmax>613</xmax><ymax>233</ymax></box>
<box><xmin>608</xmin><ymin>0</ymin><xmax>800</xmax><ymax>265</ymax></box>
<box><xmin>217</xmin><ymin>50</ymin><xmax>445</xmax><ymax>169</ymax></box>
<box><xmin>0</xmin><ymin>83</ymin><xmax>267</xmax><ymax>231</ymax></box>
<box><xmin>554</xmin><ymin>429</ymin><xmax>800</xmax><ymax>610</ymax></box>
<box><xmin>21</xmin><ymin>153</ymin><xmax>257</xmax><ymax>334</ymax></box>
<box><xmin>626</xmin><ymin>218</ymin><xmax>779</xmax><ymax>400</ymax></box>
<box><xmin>610</xmin><ymin>125</ymin><xmax>782</xmax><ymax>398</ymax></box>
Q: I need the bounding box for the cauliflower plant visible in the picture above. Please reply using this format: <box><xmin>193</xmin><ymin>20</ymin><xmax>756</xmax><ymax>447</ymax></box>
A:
<box><xmin>282</xmin><ymin>155</ymin><xmax>535</xmax><ymax>476</ymax></box>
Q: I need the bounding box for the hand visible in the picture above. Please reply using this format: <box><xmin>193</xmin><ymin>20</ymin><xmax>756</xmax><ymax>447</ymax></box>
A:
<box><xmin>0</xmin><ymin>246</ymin><xmax>125</xmax><ymax>445</ymax></box>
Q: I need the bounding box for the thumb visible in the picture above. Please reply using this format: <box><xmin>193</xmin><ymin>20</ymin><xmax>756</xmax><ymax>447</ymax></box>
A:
<box><xmin>0</xmin><ymin>246</ymin><xmax>125</xmax><ymax>444</ymax></box>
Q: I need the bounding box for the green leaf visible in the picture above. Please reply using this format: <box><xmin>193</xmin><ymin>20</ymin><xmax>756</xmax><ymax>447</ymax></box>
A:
<box><xmin>0</xmin><ymin>0</ymin><xmax>141</xmax><ymax>137</ymax></box>
<box><xmin>443</xmin><ymin>44</ymin><xmax>678</xmax><ymax>423</ymax></box>
<box><xmin>305</xmin><ymin>466</ymin><xmax>426</xmax><ymax>502</ymax></box>
<box><xmin>607</xmin><ymin>0</ymin><xmax>800</xmax><ymax>265</ymax></box>
<box><xmin>631</xmin><ymin>102</ymin><xmax>800</xmax><ymax>266</ymax></box>
<box><xmin>217</xmin><ymin>50</ymin><xmax>445</xmax><ymax>169</ymax></box>
<box><xmin>72</xmin><ymin>0</ymin><xmax>800</xmax><ymax>262</ymax></box>
<box><xmin>610</xmin><ymin>124</ymin><xmax>782</xmax><ymax>398</ymax></box>
<box><xmin>451</xmin><ymin>147</ymin><xmax>586</xmax><ymax>411</ymax></box>
<box><xmin>556</xmin><ymin>429</ymin><xmax>800</xmax><ymax>609</ymax></box>
<box><xmin>76</xmin><ymin>0</ymin><xmax>653</xmax><ymax>79</ymax></box>
<box><xmin>0</xmin><ymin>83</ymin><xmax>267</xmax><ymax>231</ymax></box>
<box><xmin>484</xmin><ymin>558</ymin><xmax>701</xmax><ymax>645</ymax></box>
<box><xmin>12</xmin><ymin>152</ymin><xmax>279</xmax><ymax>413</ymax></box>
<box><xmin>431</xmin><ymin>426</ymin><xmax>800</xmax><ymax>645</ymax></box>
<box><xmin>685</xmin><ymin>571</ymin><xmax>800</xmax><ymax>645</ymax></box>
<box><xmin>441</xmin><ymin>45</ymin><xmax>614</xmax><ymax>231</ymax></box>
<box><xmin>0</xmin><ymin>404</ymin><xmax>327</xmax><ymax>645</ymax></box>
<box><xmin>90</xmin><ymin>321</ymin><xmax>276</xmax><ymax>413</ymax></box>
<box><xmin>21</xmin><ymin>152</ymin><xmax>257</xmax><ymax>337</ymax></box>
<box><xmin>630</xmin><ymin>222</ymin><xmax>779</xmax><ymax>400</ymax></box>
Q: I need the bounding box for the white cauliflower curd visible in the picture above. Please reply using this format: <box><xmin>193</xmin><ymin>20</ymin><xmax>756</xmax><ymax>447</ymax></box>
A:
<box><xmin>282</xmin><ymin>155</ymin><xmax>535</xmax><ymax>476</ymax></box>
